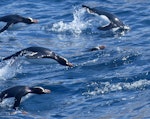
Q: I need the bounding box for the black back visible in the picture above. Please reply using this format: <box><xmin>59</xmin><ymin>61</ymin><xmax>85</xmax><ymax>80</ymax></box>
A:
<box><xmin>3</xmin><ymin>47</ymin><xmax>55</xmax><ymax>60</ymax></box>
<box><xmin>0</xmin><ymin>14</ymin><xmax>25</xmax><ymax>24</ymax></box>
<box><xmin>0</xmin><ymin>14</ymin><xmax>35</xmax><ymax>24</ymax></box>
<box><xmin>0</xmin><ymin>86</ymin><xmax>29</xmax><ymax>99</ymax></box>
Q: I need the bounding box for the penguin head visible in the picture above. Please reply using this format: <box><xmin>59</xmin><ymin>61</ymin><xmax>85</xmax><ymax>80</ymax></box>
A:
<box><xmin>82</xmin><ymin>5</ymin><xmax>94</xmax><ymax>14</ymax></box>
<box><xmin>98</xmin><ymin>45</ymin><xmax>105</xmax><ymax>50</ymax></box>
<box><xmin>31</xmin><ymin>87</ymin><xmax>51</xmax><ymax>94</ymax></box>
<box><xmin>56</xmin><ymin>56</ymin><xmax>73</xmax><ymax>67</ymax></box>
<box><xmin>24</xmin><ymin>17</ymin><xmax>38</xmax><ymax>24</ymax></box>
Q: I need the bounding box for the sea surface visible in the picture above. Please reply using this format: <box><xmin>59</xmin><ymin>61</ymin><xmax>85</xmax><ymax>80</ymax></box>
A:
<box><xmin>0</xmin><ymin>0</ymin><xmax>150</xmax><ymax>119</ymax></box>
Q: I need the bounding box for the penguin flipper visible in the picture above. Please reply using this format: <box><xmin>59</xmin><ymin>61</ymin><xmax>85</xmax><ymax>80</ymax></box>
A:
<box><xmin>0</xmin><ymin>22</ymin><xmax>12</xmax><ymax>33</ymax></box>
<box><xmin>13</xmin><ymin>96</ymin><xmax>22</xmax><ymax>110</ymax></box>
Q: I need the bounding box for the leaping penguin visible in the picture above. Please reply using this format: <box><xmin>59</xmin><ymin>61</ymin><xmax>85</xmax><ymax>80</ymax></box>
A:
<box><xmin>3</xmin><ymin>46</ymin><xmax>73</xmax><ymax>67</ymax></box>
<box><xmin>0</xmin><ymin>86</ymin><xmax>50</xmax><ymax>110</ymax></box>
<box><xmin>82</xmin><ymin>5</ymin><xmax>129</xmax><ymax>31</ymax></box>
<box><xmin>0</xmin><ymin>14</ymin><xmax>38</xmax><ymax>33</ymax></box>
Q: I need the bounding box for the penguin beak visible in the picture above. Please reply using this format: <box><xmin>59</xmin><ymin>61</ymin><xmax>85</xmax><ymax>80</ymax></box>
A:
<box><xmin>32</xmin><ymin>19</ymin><xmax>38</xmax><ymax>23</ymax></box>
<box><xmin>44</xmin><ymin>89</ymin><xmax>51</xmax><ymax>94</ymax></box>
<box><xmin>28</xmin><ymin>17</ymin><xmax>38</xmax><ymax>23</ymax></box>
<box><xmin>66</xmin><ymin>62</ymin><xmax>74</xmax><ymax>67</ymax></box>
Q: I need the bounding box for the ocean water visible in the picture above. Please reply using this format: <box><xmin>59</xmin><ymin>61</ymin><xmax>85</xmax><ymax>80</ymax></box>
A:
<box><xmin>0</xmin><ymin>0</ymin><xmax>150</xmax><ymax>119</ymax></box>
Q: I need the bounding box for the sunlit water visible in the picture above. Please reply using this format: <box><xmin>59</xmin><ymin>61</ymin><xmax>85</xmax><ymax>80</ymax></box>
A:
<box><xmin>0</xmin><ymin>0</ymin><xmax>150</xmax><ymax>119</ymax></box>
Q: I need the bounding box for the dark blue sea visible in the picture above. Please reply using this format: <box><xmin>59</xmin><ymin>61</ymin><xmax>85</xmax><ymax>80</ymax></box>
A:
<box><xmin>0</xmin><ymin>0</ymin><xmax>150</xmax><ymax>119</ymax></box>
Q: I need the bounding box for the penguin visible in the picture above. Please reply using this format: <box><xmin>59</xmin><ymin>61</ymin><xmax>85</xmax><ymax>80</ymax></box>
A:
<box><xmin>89</xmin><ymin>45</ymin><xmax>105</xmax><ymax>51</ymax></box>
<box><xmin>82</xmin><ymin>5</ymin><xmax>129</xmax><ymax>31</ymax></box>
<box><xmin>0</xmin><ymin>14</ymin><xmax>38</xmax><ymax>33</ymax></box>
<box><xmin>0</xmin><ymin>86</ymin><xmax>50</xmax><ymax>110</ymax></box>
<box><xmin>3</xmin><ymin>46</ymin><xmax>73</xmax><ymax>67</ymax></box>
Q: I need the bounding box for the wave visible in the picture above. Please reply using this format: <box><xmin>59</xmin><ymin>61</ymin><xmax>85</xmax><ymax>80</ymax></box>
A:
<box><xmin>83</xmin><ymin>79</ymin><xmax>150</xmax><ymax>96</ymax></box>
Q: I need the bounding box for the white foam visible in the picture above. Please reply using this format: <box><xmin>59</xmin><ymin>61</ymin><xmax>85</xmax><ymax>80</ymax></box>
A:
<box><xmin>0</xmin><ymin>59</ymin><xmax>22</xmax><ymax>80</ymax></box>
<box><xmin>0</xmin><ymin>98</ymin><xmax>14</xmax><ymax>109</ymax></box>
<box><xmin>83</xmin><ymin>79</ymin><xmax>150</xmax><ymax>96</ymax></box>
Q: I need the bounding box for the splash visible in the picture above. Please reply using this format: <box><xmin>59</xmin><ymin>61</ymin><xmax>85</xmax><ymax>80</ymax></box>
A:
<box><xmin>50</xmin><ymin>6</ymin><xmax>129</xmax><ymax>37</ymax></box>
<box><xmin>51</xmin><ymin>8</ymin><xmax>88</xmax><ymax>34</ymax></box>
<box><xmin>0</xmin><ymin>59</ymin><xmax>22</xmax><ymax>80</ymax></box>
